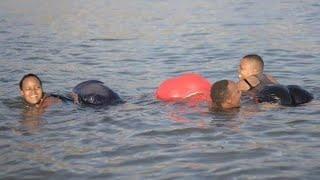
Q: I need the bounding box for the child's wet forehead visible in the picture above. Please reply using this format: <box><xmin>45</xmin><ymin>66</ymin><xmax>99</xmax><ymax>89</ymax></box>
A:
<box><xmin>240</xmin><ymin>59</ymin><xmax>252</xmax><ymax>69</ymax></box>
<box><xmin>23</xmin><ymin>77</ymin><xmax>40</xmax><ymax>87</ymax></box>
<box><xmin>239</xmin><ymin>61</ymin><xmax>247</xmax><ymax>70</ymax></box>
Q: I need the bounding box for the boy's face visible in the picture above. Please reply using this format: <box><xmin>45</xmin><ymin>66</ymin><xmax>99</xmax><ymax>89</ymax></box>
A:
<box><xmin>227</xmin><ymin>82</ymin><xmax>241</xmax><ymax>108</ymax></box>
<box><xmin>238</xmin><ymin>58</ymin><xmax>255</xmax><ymax>80</ymax></box>
<box><xmin>20</xmin><ymin>77</ymin><xmax>44</xmax><ymax>105</ymax></box>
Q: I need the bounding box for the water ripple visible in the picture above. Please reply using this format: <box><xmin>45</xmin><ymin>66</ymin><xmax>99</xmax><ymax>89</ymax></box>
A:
<box><xmin>90</xmin><ymin>38</ymin><xmax>135</xmax><ymax>42</ymax></box>
<box><xmin>1</xmin><ymin>0</ymin><xmax>320</xmax><ymax>179</ymax></box>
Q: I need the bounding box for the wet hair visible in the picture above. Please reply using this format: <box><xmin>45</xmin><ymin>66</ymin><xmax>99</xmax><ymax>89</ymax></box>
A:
<box><xmin>19</xmin><ymin>73</ymin><xmax>42</xmax><ymax>90</ymax></box>
<box><xmin>242</xmin><ymin>54</ymin><xmax>264</xmax><ymax>72</ymax></box>
<box><xmin>211</xmin><ymin>80</ymin><xmax>230</xmax><ymax>107</ymax></box>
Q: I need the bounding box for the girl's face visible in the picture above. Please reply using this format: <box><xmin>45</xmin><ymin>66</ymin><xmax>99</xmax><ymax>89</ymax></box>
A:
<box><xmin>20</xmin><ymin>77</ymin><xmax>44</xmax><ymax>105</ymax></box>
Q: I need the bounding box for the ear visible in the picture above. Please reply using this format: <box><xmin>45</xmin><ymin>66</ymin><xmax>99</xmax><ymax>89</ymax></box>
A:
<box><xmin>226</xmin><ymin>96</ymin><xmax>233</xmax><ymax>104</ymax></box>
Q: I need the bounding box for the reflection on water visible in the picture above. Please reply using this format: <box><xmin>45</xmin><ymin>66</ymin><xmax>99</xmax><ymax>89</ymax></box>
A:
<box><xmin>15</xmin><ymin>114</ymin><xmax>45</xmax><ymax>135</ymax></box>
<box><xmin>1</xmin><ymin>0</ymin><xmax>320</xmax><ymax>179</ymax></box>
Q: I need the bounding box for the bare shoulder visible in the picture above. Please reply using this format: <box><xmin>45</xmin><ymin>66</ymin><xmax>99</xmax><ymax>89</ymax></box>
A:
<box><xmin>46</xmin><ymin>96</ymin><xmax>62</xmax><ymax>103</ymax></box>
<box><xmin>40</xmin><ymin>95</ymin><xmax>62</xmax><ymax>109</ymax></box>
<box><xmin>263</xmin><ymin>74</ymin><xmax>279</xmax><ymax>84</ymax></box>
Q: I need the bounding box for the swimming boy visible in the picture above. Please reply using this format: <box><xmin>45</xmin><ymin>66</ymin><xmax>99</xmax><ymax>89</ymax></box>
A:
<box><xmin>237</xmin><ymin>54</ymin><xmax>278</xmax><ymax>95</ymax></box>
<box><xmin>210</xmin><ymin>80</ymin><xmax>242</xmax><ymax>110</ymax></box>
<box><xmin>19</xmin><ymin>73</ymin><xmax>62</xmax><ymax>109</ymax></box>
<box><xmin>210</xmin><ymin>79</ymin><xmax>312</xmax><ymax>109</ymax></box>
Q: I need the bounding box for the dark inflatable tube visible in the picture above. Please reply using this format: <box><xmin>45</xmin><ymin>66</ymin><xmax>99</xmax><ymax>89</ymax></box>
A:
<box><xmin>287</xmin><ymin>85</ymin><xmax>313</xmax><ymax>105</ymax></box>
<box><xmin>155</xmin><ymin>73</ymin><xmax>211</xmax><ymax>102</ymax></box>
<box><xmin>257</xmin><ymin>84</ymin><xmax>313</xmax><ymax>106</ymax></box>
<box><xmin>73</xmin><ymin>80</ymin><xmax>122</xmax><ymax>105</ymax></box>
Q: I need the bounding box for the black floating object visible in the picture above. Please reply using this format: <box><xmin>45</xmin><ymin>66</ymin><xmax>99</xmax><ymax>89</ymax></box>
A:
<box><xmin>73</xmin><ymin>80</ymin><xmax>122</xmax><ymax>105</ymax></box>
<box><xmin>287</xmin><ymin>85</ymin><xmax>313</xmax><ymax>105</ymax></box>
<box><xmin>257</xmin><ymin>84</ymin><xmax>313</xmax><ymax>106</ymax></box>
<box><xmin>257</xmin><ymin>84</ymin><xmax>293</xmax><ymax>106</ymax></box>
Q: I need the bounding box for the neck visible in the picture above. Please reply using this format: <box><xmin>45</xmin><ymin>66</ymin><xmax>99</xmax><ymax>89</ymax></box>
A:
<box><xmin>211</xmin><ymin>102</ymin><xmax>230</xmax><ymax>110</ymax></box>
<box><xmin>211</xmin><ymin>103</ymin><xmax>238</xmax><ymax>112</ymax></box>
<box><xmin>220</xmin><ymin>102</ymin><xmax>234</xmax><ymax>109</ymax></box>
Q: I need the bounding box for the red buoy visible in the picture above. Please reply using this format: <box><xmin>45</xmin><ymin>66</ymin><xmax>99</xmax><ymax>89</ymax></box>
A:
<box><xmin>155</xmin><ymin>73</ymin><xmax>212</xmax><ymax>103</ymax></box>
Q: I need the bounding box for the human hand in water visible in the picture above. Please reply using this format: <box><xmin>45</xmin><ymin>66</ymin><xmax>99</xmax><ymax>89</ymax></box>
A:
<box><xmin>71</xmin><ymin>92</ymin><xmax>80</xmax><ymax>104</ymax></box>
<box><xmin>238</xmin><ymin>75</ymin><xmax>260</xmax><ymax>92</ymax></box>
<box><xmin>246</xmin><ymin>75</ymin><xmax>260</xmax><ymax>87</ymax></box>
<box><xmin>238</xmin><ymin>80</ymin><xmax>250</xmax><ymax>91</ymax></box>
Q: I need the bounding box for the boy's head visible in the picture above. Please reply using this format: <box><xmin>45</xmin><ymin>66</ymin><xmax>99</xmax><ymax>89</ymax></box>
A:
<box><xmin>238</xmin><ymin>54</ymin><xmax>264</xmax><ymax>80</ymax></box>
<box><xmin>210</xmin><ymin>80</ymin><xmax>241</xmax><ymax>109</ymax></box>
<box><xmin>19</xmin><ymin>74</ymin><xmax>44</xmax><ymax>105</ymax></box>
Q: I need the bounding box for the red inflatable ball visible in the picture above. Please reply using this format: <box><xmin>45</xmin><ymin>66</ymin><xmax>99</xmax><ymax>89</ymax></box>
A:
<box><xmin>155</xmin><ymin>73</ymin><xmax>212</xmax><ymax>103</ymax></box>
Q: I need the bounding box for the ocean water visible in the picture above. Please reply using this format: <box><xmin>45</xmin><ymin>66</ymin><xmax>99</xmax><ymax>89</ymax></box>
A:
<box><xmin>0</xmin><ymin>0</ymin><xmax>319</xmax><ymax>179</ymax></box>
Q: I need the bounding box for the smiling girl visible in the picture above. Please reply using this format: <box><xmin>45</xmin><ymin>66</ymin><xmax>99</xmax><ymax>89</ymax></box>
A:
<box><xmin>19</xmin><ymin>74</ymin><xmax>62</xmax><ymax>109</ymax></box>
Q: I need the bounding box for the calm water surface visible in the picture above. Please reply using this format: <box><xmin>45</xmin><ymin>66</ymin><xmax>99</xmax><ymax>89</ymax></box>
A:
<box><xmin>1</xmin><ymin>0</ymin><xmax>320</xmax><ymax>179</ymax></box>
